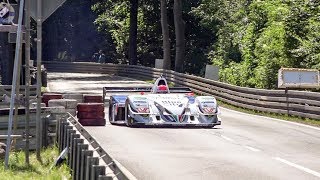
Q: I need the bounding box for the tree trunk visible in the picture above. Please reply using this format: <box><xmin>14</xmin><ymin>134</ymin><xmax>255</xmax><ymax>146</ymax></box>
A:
<box><xmin>129</xmin><ymin>0</ymin><xmax>138</xmax><ymax>65</ymax></box>
<box><xmin>173</xmin><ymin>0</ymin><xmax>185</xmax><ymax>72</ymax></box>
<box><xmin>160</xmin><ymin>0</ymin><xmax>171</xmax><ymax>70</ymax></box>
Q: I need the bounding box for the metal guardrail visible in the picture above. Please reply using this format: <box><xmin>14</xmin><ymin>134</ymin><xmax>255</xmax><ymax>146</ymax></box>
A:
<box><xmin>44</xmin><ymin>61</ymin><xmax>320</xmax><ymax>120</ymax></box>
<box><xmin>0</xmin><ymin>85</ymin><xmax>38</xmax><ymax>99</ymax></box>
<box><xmin>58</xmin><ymin>113</ymin><xmax>137</xmax><ymax>180</ymax></box>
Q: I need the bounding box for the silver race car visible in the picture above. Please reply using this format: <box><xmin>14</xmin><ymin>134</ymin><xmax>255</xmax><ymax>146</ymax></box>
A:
<box><xmin>104</xmin><ymin>76</ymin><xmax>221</xmax><ymax>127</ymax></box>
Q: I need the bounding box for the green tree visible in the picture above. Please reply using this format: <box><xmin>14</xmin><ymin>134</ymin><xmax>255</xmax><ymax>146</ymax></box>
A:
<box><xmin>92</xmin><ymin>0</ymin><xmax>163</xmax><ymax>65</ymax></box>
<box><xmin>160</xmin><ymin>0</ymin><xmax>171</xmax><ymax>69</ymax></box>
<box><xmin>92</xmin><ymin>0</ymin><xmax>215</xmax><ymax>73</ymax></box>
<box><xmin>193</xmin><ymin>0</ymin><xmax>320</xmax><ymax>89</ymax></box>
<box><xmin>173</xmin><ymin>0</ymin><xmax>185</xmax><ymax>72</ymax></box>
<box><xmin>129</xmin><ymin>0</ymin><xmax>138</xmax><ymax>65</ymax></box>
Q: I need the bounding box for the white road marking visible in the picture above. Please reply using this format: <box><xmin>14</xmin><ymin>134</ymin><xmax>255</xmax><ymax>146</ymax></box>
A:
<box><xmin>221</xmin><ymin>135</ymin><xmax>235</xmax><ymax>142</ymax></box>
<box><xmin>273</xmin><ymin>157</ymin><xmax>320</xmax><ymax>178</ymax></box>
<box><xmin>244</xmin><ymin>146</ymin><xmax>261</xmax><ymax>152</ymax></box>
<box><xmin>220</xmin><ymin>107</ymin><xmax>320</xmax><ymax>131</ymax></box>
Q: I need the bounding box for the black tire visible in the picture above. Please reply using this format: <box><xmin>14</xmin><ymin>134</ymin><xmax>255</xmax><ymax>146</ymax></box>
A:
<box><xmin>125</xmin><ymin>101</ymin><xmax>133</xmax><ymax>127</ymax></box>
<box><xmin>108</xmin><ymin>100</ymin><xmax>113</xmax><ymax>123</ymax></box>
<box><xmin>127</xmin><ymin>116</ymin><xmax>134</xmax><ymax>127</ymax></box>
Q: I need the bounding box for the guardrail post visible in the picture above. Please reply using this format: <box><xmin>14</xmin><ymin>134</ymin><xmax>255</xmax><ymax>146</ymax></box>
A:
<box><xmin>85</xmin><ymin>157</ymin><xmax>99</xmax><ymax>180</ymax></box>
<box><xmin>58</xmin><ymin>121</ymin><xmax>66</xmax><ymax>152</ymax></box>
<box><xmin>67</xmin><ymin>129</ymin><xmax>76</xmax><ymax>150</ymax></box>
<box><xmin>285</xmin><ymin>88</ymin><xmax>289</xmax><ymax>115</ymax></box>
<box><xmin>76</xmin><ymin>144</ymin><xmax>88</xmax><ymax>180</ymax></box>
<box><xmin>64</xmin><ymin>125</ymin><xmax>72</xmax><ymax>149</ymax></box>
<box><xmin>69</xmin><ymin>134</ymin><xmax>80</xmax><ymax>166</ymax></box>
<box><xmin>42</xmin><ymin>116</ymin><xmax>49</xmax><ymax>147</ymax></box>
<box><xmin>51</xmin><ymin>107</ymin><xmax>66</xmax><ymax>144</ymax></box>
<box><xmin>80</xmin><ymin>150</ymin><xmax>93</xmax><ymax>180</ymax></box>
<box><xmin>90</xmin><ymin>165</ymin><xmax>106</xmax><ymax>180</ymax></box>
<box><xmin>67</xmin><ymin>129</ymin><xmax>76</xmax><ymax>163</ymax></box>
<box><xmin>56</xmin><ymin>117</ymin><xmax>61</xmax><ymax>145</ymax></box>
<box><xmin>62</xmin><ymin>122</ymin><xmax>69</xmax><ymax>149</ymax></box>
<box><xmin>72</xmin><ymin>138</ymin><xmax>84</xmax><ymax>179</ymax></box>
<box><xmin>61</xmin><ymin>121</ymin><xmax>70</xmax><ymax>151</ymax></box>
<box><xmin>98</xmin><ymin>175</ymin><xmax>113</xmax><ymax>180</ymax></box>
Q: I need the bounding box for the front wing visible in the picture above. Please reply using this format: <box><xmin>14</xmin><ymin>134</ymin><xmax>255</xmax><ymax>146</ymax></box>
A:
<box><xmin>109</xmin><ymin>119</ymin><xmax>221</xmax><ymax>127</ymax></box>
<box><xmin>128</xmin><ymin>121</ymin><xmax>221</xmax><ymax>128</ymax></box>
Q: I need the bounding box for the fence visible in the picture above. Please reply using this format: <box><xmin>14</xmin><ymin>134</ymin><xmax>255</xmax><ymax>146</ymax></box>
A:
<box><xmin>43</xmin><ymin>61</ymin><xmax>320</xmax><ymax>120</ymax></box>
<box><xmin>58</xmin><ymin>113</ymin><xmax>136</xmax><ymax>180</ymax></box>
<box><xmin>0</xmin><ymin>85</ymin><xmax>37</xmax><ymax>107</ymax></box>
<box><xmin>0</xmin><ymin>85</ymin><xmax>44</xmax><ymax>149</ymax></box>
<box><xmin>0</xmin><ymin>107</ymin><xmax>57</xmax><ymax>150</ymax></box>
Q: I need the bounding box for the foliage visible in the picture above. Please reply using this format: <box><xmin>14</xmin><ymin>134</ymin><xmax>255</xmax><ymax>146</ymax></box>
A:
<box><xmin>0</xmin><ymin>147</ymin><xmax>71</xmax><ymax>179</ymax></box>
<box><xmin>92</xmin><ymin>0</ymin><xmax>215</xmax><ymax>73</ymax></box>
<box><xmin>193</xmin><ymin>0</ymin><xmax>320</xmax><ymax>89</ymax></box>
<box><xmin>92</xmin><ymin>0</ymin><xmax>162</xmax><ymax>65</ymax></box>
<box><xmin>91</xmin><ymin>0</ymin><xmax>319</xmax><ymax>88</ymax></box>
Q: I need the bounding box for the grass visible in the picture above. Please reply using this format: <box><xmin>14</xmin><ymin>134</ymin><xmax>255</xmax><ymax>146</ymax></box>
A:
<box><xmin>41</xmin><ymin>86</ymin><xmax>48</xmax><ymax>93</ymax></box>
<box><xmin>0</xmin><ymin>146</ymin><xmax>71</xmax><ymax>180</ymax></box>
<box><xmin>217</xmin><ymin>100</ymin><xmax>320</xmax><ymax>127</ymax></box>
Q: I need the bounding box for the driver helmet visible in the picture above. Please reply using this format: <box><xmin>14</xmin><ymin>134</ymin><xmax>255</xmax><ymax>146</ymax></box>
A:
<box><xmin>157</xmin><ymin>85</ymin><xmax>168</xmax><ymax>93</ymax></box>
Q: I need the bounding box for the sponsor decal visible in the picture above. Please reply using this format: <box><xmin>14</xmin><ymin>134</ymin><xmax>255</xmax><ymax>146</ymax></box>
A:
<box><xmin>161</xmin><ymin>100</ymin><xmax>182</xmax><ymax>105</ymax></box>
<box><xmin>173</xmin><ymin>115</ymin><xmax>185</xmax><ymax>122</ymax></box>
<box><xmin>133</xmin><ymin>101</ymin><xmax>147</xmax><ymax>104</ymax></box>
<box><xmin>200</xmin><ymin>97</ymin><xmax>215</xmax><ymax>100</ymax></box>
<box><xmin>134</xmin><ymin>87</ymin><xmax>152</xmax><ymax>91</ymax></box>
<box><xmin>202</xmin><ymin>102</ymin><xmax>216</xmax><ymax>107</ymax></box>
<box><xmin>133</xmin><ymin>96</ymin><xmax>147</xmax><ymax>99</ymax></box>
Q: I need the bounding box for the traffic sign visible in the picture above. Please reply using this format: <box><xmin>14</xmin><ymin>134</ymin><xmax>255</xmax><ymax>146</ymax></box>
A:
<box><xmin>278</xmin><ymin>68</ymin><xmax>320</xmax><ymax>89</ymax></box>
<box><xmin>30</xmin><ymin>0</ymin><xmax>66</xmax><ymax>21</ymax></box>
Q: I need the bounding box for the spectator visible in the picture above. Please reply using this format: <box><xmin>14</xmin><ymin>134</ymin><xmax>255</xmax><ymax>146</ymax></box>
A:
<box><xmin>98</xmin><ymin>50</ymin><xmax>106</xmax><ymax>63</ymax></box>
<box><xmin>91</xmin><ymin>52</ymin><xmax>99</xmax><ymax>62</ymax></box>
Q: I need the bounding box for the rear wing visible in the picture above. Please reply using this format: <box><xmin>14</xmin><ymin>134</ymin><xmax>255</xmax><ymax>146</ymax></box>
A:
<box><xmin>168</xmin><ymin>87</ymin><xmax>193</xmax><ymax>93</ymax></box>
<box><xmin>103</xmin><ymin>86</ymin><xmax>192</xmax><ymax>93</ymax></box>
<box><xmin>103</xmin><ymin>86</ymin><xmax>152</xmax><ymax>92</ymax></box>
<box><xmin>103</xmin><ymin>86</ymin><xmax>193</xmax><ymax>102</ymax></box>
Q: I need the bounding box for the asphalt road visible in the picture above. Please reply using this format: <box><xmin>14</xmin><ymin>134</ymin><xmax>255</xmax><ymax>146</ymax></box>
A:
<box><xmin>48</xmin><ymin>72</ymin><xmax>320</xmax><ymax>180</ymax></box>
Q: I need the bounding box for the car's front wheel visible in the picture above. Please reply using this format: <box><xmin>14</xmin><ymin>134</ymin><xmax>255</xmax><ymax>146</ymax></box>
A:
<box><xmin>108</xmin><ymin>102</ymin><xmax>114</xmax><ymax>124</ymax></box>
<box><xmin>125</xmin><ymin>101</ymin><xmax>133</xmax><ymax>127</ymax></box>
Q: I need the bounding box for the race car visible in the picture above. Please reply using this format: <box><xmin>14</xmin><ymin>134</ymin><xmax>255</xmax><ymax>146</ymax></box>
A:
<box><xmin>104</xmin><ymin>76</ymin><xmax>221</xmax><ymax>127</ymax></box>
